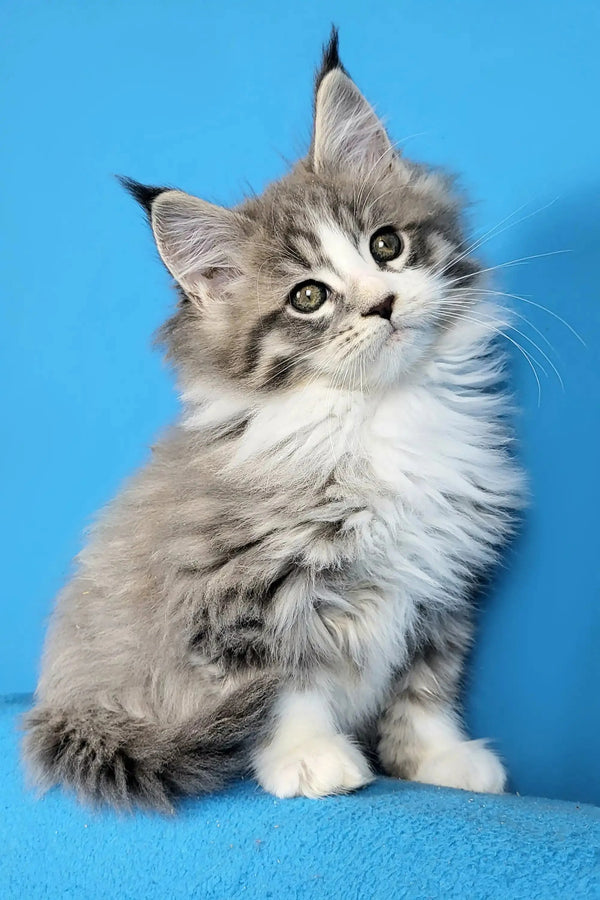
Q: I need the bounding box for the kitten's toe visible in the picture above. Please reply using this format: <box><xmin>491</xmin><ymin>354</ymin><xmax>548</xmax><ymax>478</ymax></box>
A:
<box><xmin>413</xmin><ymin>740</ymin><xmax>506</xmax><ymax>794</ymax></box>
<box><xmin>256</xmin><ymin>733</ymin><xmax>373</xmax><ymax>799</ymax></box>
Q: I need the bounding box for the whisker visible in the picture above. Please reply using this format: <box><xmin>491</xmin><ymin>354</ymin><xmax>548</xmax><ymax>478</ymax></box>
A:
<box><xmin>443</xmin><ymin>299</ymin><xmax>564</xmax><ymax>392</ymax></box>
<box><xmin>442</xmin><ymin>250</ymin><xmax>573</xmax><ymax>294</ymax></box>
<box><xmin>456</xmin><ymin>287</ymin><xmax>586</xmax><ymax>346</ymax></box>
<box><xmin>448</xmin><ymin>291</ymin><xmax>563</xmax><ymax>361</ymax></box>
<box><xmin>435</xmin><ymin>197</ymin><xmax>560</xmax><ymax>280</ymax></box>
<box><xmin>361</xmin><ymin>187</ymin><xmax>400</xmax><ymax>219</ymax></box>
<box><xmin>432</xmin><ymin>203</ymin><xmax>530</xmax><ymax>279</ymax></box>
<box><xmin>444</xmin><ymin>309</ymin><xmax>546</xmax><ymax>406</ymax></box>
<box><xmin>356</xmin><ymin>138</ymin><xmax>404</xmax><ymax>212</ymax></box>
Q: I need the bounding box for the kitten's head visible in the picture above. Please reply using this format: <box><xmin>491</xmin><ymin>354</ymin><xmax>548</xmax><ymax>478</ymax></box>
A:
<box><xmin>124</xmin><ymin>29</ymin><xmax>481</xmax><ymax>396</ymax></box>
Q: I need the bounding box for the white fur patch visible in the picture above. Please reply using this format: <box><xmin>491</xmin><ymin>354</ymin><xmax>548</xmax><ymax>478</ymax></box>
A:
<box><xmin>415</xmin><ymin>740</ymin><xmax>506</xmax><ymax>794</ymax></box>
<box><xmin>315</xmin><ymin>222</ymin><xmax>401</xmax><ymax>315</ymax></box>
<box><xmin>183</xmin><ymin>303</ymin><xmax>522</xmax><ymax>766</ymax></box>
<box><xmin>253</xmin><ymin>690</ymin><xmax>373</xmax><ymax>799</ymax></box>
<box><xmin>230</xmin><ymin>308</ymin><xmax>523</xmax><ymax>735</ymax></box>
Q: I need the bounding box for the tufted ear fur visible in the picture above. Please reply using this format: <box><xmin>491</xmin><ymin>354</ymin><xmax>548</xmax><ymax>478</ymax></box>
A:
<box><xmin>310</xmin><ymin>28</ymin><xmax>395</xmax><ymax>178</ymax></box>
<box><xmin>120</xmin><ymin>178</ymin><xmax>245</xmax><ymax>302</ymax></box>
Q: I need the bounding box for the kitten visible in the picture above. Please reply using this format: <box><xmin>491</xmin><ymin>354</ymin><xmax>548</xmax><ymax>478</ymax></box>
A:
<box><xmin>23</xmin><ymin>29</ymin><xmax>524</xmax><ymax>811</ymax></box>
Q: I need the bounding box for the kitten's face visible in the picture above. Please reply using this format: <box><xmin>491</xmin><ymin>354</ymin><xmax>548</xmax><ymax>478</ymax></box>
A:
<box><xmin>134</xmin><ymin>33</ymin><xmax>480</xmax><ymax>396</ymax></box>
<box><xmin>232</xmin><ymin>168</ymin><xmax>478</xmax><ymax>392</ymax></box>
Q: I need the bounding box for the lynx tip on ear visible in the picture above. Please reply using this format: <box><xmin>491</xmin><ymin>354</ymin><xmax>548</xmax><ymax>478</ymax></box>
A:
<box><xmin>117</xmin><ymin>176</ymin><xmax>168</xmax><ymax>219</ymax></box>
<box><xmin>315</xmin><ymin>25</ymin><xmax>349</xmax><ymax>91</ymax></box>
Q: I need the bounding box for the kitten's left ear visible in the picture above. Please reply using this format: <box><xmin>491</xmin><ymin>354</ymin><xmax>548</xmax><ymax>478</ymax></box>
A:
<box><xmin>310</xmin><ymin>28</ymin><xmax>395</xmax><ymax>178</ymax></box>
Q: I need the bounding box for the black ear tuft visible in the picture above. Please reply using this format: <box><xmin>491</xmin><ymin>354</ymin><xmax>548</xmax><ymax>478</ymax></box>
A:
<box><xmin>315</xmin><ymin>25</ymin><xmax>348</xmax><ymax>92</ymax></box>
<box><xmin>117</xmin><ymin>176</ymin><xmax>168</xmax><ymax>219</ymax></box>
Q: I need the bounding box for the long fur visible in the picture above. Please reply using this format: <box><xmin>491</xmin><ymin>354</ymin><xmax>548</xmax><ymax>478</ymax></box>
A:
<box><xmin>23</xmin><ymin>679</ymin><xmax>275</xmax><ymax>811</ymax></box>
<box><xmin>23</xmin><ymin>29</ymin><xmax>524</xmax><ymax>810</ymax></box>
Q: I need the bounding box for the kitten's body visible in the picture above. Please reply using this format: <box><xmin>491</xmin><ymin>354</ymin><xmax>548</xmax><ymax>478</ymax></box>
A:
<box><xmin>24</xmin><ymin>32</ymin><xmax>523</xmax><ymax>810</ymax></box>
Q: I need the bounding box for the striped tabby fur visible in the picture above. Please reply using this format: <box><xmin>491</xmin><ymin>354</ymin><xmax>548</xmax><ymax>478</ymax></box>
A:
<box><xmin>23</xmin><ymin>29</ymin><xmax>523</xmax><ymax>811</ymax></box>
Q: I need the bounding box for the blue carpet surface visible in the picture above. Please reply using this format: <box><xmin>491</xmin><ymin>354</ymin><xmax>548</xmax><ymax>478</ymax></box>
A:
<box><xmin>1</xmin><ymin>696</ymin><xmax>599</xmax><ymax>900</ymax></box>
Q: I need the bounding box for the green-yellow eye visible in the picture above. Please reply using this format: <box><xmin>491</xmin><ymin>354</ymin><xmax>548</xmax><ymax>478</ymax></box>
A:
<box><xmin>370</xmin><ymin>227</ymin><xmax>404</xmax><ymax>264</ymax></box>
<box><xmin>289</xmin><ymin>281</ymin><xmax>329</xmax><ymax>313</ymax></box>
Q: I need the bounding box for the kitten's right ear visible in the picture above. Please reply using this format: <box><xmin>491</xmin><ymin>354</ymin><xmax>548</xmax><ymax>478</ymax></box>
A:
<box><xmin>119</xmin><ymin>177</ymin><xmax>244</xmax><ymax>302</ymax></box>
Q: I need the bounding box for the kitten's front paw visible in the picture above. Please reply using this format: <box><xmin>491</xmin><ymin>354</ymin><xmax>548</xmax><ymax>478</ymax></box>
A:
<box><xmin>414</xmin><ymin>740</ymin><xmax>506</xmax><ymax>794</ymax></box>
<box><xmin>255</xmin><ymin>734</ymin><xmax>373</xmax><ymax>799</ymax></box>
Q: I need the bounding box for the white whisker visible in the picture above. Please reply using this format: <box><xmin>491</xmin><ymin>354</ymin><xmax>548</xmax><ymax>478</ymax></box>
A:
<box><xmin>444</xmin><ymin>308</ymin><xmax>546</xmax><ymax>406</ymax></box>
<box><xmin>443</xmin><ymin>298</ymin><xmax>564</xmax><ymax>392</ymax></box>
<box><xmin>459</xmin><ymin>288</ymin><xmax>586</xmax><ymax>346</ymax></box>
<box><xmin>435</xmin><ymin>197</ymin><xmax>560</xmax><ymax>280</ymax></box>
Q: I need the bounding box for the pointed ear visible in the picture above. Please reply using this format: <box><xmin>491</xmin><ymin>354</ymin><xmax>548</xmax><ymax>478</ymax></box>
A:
<box><xmin>120</xmin><ymin>178</ymin><xmax>245</xmax><ymax>301</ymax></box>
<box><xmin>310</xmin><ymin>29</ymin><xmax>395</xmax><ymax>177</ymax></box>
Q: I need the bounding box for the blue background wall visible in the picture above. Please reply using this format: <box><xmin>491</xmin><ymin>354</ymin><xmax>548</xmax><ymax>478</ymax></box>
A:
<box><xmin>1</xmin><ymin>0</ymin><xmax>598</xmax><ymax>805</ymax></box>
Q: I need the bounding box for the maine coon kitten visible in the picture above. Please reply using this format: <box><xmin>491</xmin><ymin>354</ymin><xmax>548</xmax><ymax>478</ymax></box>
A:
<box><xmin>23</xmin><ymin>30</ymin><xmax>524</xmax><ymax>811</ymax></box>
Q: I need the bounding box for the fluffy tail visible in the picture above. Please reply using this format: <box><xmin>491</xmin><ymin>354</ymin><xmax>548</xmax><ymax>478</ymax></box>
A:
<box><xmin>22</xmin><ymin>679</ymin><xmax>276</xmax><ymax>812</ymax></box>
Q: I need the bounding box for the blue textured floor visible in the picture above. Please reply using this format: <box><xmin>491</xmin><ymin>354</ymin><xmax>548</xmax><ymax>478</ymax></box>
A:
<box><xmin>2</xmin><ymin>696</ymin><xmax>599</xmax><ymax>899</ymax></box>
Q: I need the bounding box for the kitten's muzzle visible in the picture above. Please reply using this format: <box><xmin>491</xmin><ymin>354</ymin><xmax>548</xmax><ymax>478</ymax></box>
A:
<box><xmin>361</xmin><ymin>294</ymin><xmax>395</xmax><ymax>321</ymax></box>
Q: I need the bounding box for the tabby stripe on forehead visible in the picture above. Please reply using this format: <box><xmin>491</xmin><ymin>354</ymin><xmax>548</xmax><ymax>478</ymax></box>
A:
<box><xmin>283</xmin><ymin>225</ymin><xmax>331</xmax><ymax>271</ymax></box>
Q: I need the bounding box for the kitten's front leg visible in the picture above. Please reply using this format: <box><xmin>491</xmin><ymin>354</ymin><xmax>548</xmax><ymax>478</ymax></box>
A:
<box><xmin>378</xmin><ymin>648</ymin><xmax>506</xmax><ymax>794</ymax></box>
<box><xmin>253</xmin><ymin>689</ymin><xmax>373</xmax><ymax>798</ymax></box>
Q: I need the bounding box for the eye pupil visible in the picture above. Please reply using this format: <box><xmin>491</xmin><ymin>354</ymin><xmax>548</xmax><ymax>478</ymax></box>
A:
<box><xmin>289</xmin><ymin>281</ymin><xmax>329</xmax><ymax>313</ymax></box>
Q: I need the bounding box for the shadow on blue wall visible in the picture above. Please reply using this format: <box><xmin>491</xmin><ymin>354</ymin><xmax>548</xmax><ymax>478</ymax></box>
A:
<box><xmin>467</xmin><ymin>184</ymin><xmax>600</xmax><ymax>804</ymax></box>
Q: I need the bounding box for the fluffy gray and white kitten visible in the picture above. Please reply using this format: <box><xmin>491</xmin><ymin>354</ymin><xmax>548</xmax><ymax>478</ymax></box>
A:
<box><xmin>23</xmin><ymin>31</ymin><xmax>524</xmax><ymax>811</ymax></box>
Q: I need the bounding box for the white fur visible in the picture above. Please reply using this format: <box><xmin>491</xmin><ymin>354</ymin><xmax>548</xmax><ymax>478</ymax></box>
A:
<box><xmin>234</xmin><ymin>311</ymin><xmax>522</xmax><ymax>743</ymax></box>
<box><xmin>389</xmin><ymin>700</ymin><xmax>507</xmax><ymax>793</ymax></box>
<box><xmin>415</xmin><ymin>741</ymin><xmax>506</xmax><ymax>793</ymax></box>
<box><xmin>314</xmin><ymin>222</ymin><xmax>432</xmax><ymax>325</ymax></box>
<box><xmin>253</xmin><ymin>690</ymin><xmax>373</xmax><ymax>798</ymax></box>
<box><xmin>316</xmin><ymin>223</ymin><xmax>386</xmax><ymax>289</ymax></box>
<box><xmin>183</xmin><ymin>305</ymin><xmax>521</xmax><ymax>793</ymax></box>
<box><xmin>308</xmin><ymin>220</ymin><xmax>454</xmax><ymax>386</ymax></box>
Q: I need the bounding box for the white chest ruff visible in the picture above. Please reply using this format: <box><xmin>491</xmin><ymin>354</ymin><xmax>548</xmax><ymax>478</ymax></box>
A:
<box><xmin>309</xmin><ymin>383</ymin><xmax>518</xmax><ymax>728</ymax></box>
<box><xmin>218</xmin><ymin>334</ymin><xmax>521</xmax><ymax>729</ymax></box>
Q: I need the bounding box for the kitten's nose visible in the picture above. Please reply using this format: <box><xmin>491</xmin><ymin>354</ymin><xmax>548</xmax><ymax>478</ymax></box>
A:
<box><xmin>362</xmin><ymin>294</ymin><xmax>395</xmax><ymax>320</ymax></box>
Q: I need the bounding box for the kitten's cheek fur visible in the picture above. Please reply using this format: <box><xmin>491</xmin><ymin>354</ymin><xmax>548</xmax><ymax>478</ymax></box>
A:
<box><xmin>414</xmin><ymin>741</ymin><xmax>506</xmax><ymax>794</ymax></box>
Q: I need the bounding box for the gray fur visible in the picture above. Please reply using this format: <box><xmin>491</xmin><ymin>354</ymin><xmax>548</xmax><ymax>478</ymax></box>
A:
<box><xmin>23</xmin><ymin>679</ymin><xmax>275</xmax><ymax>811</ymax></box>
<box><xmin>23</xmin><ymin>30</ymin><xmax>523</xmax><ymax>809</ymax></box>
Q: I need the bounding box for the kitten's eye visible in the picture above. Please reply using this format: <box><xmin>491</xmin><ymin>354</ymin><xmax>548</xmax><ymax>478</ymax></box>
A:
<box><xmin>370</xmin><ymin>227</ymin><xmax>404</xmax><ymax>264</ymax></box>
<box><xmin>288</xmin><ymin>281</ymin><xmax>330</xmax><ymax>313</ymax></box>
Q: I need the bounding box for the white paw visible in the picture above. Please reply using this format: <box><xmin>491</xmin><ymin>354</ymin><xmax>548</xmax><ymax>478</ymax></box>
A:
<box><xmin>414</xmin><ymin>740</ymin><xmax>506</xmax><ymax>793</ymax></box>
<box><xmin>255</xmin><ymin>733</ymin><xmax>373</xmax><ymax>799</ymax></box>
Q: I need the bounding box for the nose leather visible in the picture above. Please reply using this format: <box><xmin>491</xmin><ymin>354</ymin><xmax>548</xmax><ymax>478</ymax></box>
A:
<box><xmin>363</xmin><ymin>294</ymin><xmax>395</xmax><ymax>320</ymax></box>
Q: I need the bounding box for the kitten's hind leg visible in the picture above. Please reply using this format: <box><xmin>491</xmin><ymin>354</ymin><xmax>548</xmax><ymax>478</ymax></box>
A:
<box><xmin>378</xmin><ymin>647</ymin><xmax>506</xmax><ymax>794</ymax></box>
<box><xmin>252</xmin><ymin>689</ymin><xmax>373</xmax><ymax>799</ymax></box>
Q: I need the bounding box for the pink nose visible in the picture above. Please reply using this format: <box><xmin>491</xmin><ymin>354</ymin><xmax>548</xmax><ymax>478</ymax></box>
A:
<box><xmin>362</xmin><ymin>294</ymin><xmax>395</xmax><ymax>320</ymax></box>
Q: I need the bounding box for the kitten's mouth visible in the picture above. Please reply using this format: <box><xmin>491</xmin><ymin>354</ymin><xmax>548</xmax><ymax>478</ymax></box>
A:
<box><xmin>387</xmin><ymin>323</ymin><xmax>416</xmax><ymax>341</ymax></box>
